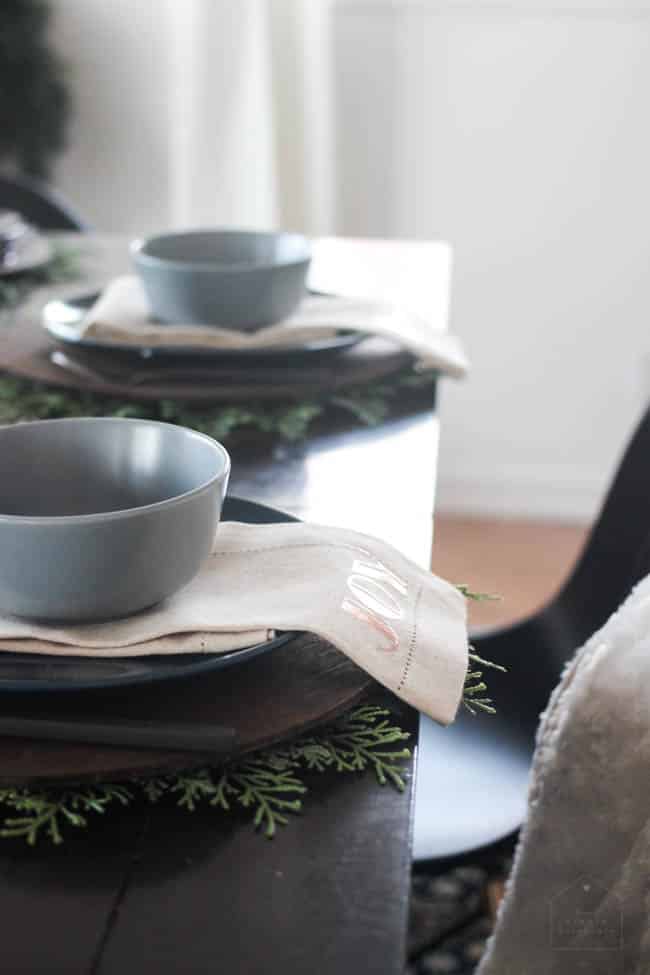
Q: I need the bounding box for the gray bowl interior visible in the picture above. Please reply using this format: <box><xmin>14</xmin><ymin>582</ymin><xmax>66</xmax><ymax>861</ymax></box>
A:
<box><xmin>138</xmin><ymin>230</ymin><xmax>310</xmax><ymax>269</ymax></box>
<box><xmin>0</xmin><ymin>419</ymin><xmax>227</xmax><ymax>518</ymax></box>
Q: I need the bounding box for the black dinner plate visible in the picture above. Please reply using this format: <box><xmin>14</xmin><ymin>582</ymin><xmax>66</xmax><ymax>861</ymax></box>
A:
<box><xmin>0</xmin><ymin>497</ymin><xmax>298</xmax><ymax>693</ymax></box>
<box><xmin>43</xmin><ymin>292</ymin><xmax>366</xmax><ymax>364</ymax></box>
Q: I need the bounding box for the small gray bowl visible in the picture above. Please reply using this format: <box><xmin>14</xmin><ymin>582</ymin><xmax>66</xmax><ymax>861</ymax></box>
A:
<box><xmin>0</xmin><ymin>418</ymin><xmax>230</xmax><ymax>622</ymax></box>
<box><xmin>131</xmin><ymin>229</ymin><xmax>311</xmax><ymax>330</ymax></box>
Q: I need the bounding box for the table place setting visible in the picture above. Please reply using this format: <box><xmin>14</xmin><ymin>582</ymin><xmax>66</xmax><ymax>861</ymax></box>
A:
<box><xmin>52</xmin><ymin>231</ymin><xmax>467</xmax><ymax>370</ymax></box>
<box><xmin>0</xmin><ymin>227</ymin><xmax>487</xmax><ymax>848</ymax></box>
<box><xmin>0</xmin><ymin>230</ymin><xmax>470</xmax><ymax>466</ymax></box>
<box><xmin>0</xmin><ymin>411</ymin><xmax>501</xmax><ymax>846</ymax></box>
<box><xmin>1</xmin><ymin>228</ymin><xmax>468</xmax><ymax>404</ymax></box>
<box><xmin>49</xmin><ymin>273</ymin><xmax>467</xmax><ymax>374</ymax></box>
<box><xmin>0</xmin><ymin>508</ymin><xmax>469</xmax><ymax>728</ymax></box>
<box><xmin>0</xmin><ymin>223</ymin><xmax>494</xmax><ymax>975</ymax></box>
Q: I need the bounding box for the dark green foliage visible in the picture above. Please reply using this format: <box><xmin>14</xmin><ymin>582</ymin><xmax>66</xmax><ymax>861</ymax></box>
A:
<box><xmin>0</xmin><ymin>373</ymin><xmax>436</xmax><ymax>443</ymax></box>
<box><xmin>0</xmin><ymin>0</ymin><xmax>69</xmax><ymax>178</ymax></box>
<box><xmin>0</xmin><ymin>706</ymin><xmax>413</xmax><ymax>844</ymax></box>
<box><xmin>0</xmin><ymin>654</ymin><xmax>503</xmax><ymax>845</ymax></box>
<box><xmin>0</xmin><ymin>241</ymin><xmax>78</xmax><ymax>308</ymax></box>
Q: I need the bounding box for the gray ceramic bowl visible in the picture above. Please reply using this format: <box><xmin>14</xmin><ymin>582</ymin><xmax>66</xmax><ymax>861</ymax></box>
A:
<box><xmin>131</xmin><ymin>229</ymin><xmax>311</xmax><ymax>330</ymax></box>
<box><xmin>0</xmin><ymin>418</ymin><xmax>230</xmax><ymax>622</ymax></box>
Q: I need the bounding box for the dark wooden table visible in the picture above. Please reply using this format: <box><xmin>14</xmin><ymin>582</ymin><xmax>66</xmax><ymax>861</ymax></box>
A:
<box><xmin>0</xmin><ymin>236</ymin><xmax>446</xmax><ymax>974</ymax></box>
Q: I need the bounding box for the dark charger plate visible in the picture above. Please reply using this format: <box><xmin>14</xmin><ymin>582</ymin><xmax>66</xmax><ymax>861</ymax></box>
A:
<box><xmin>0</xmin><ymin>497</ymin><xmax>297</xmax><ymax>694</ymax></box>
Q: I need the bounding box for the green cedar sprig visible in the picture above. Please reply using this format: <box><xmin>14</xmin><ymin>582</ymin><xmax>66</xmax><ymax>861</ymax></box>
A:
<box><xmin>0</xmin><ymin>706</ymin><xmax>412</xmax><ymax>845</ymax></box>
<box><xmin>0</xmin><ymin>369</ymin><xmax>435</xmax><ymax>443</ymax></box>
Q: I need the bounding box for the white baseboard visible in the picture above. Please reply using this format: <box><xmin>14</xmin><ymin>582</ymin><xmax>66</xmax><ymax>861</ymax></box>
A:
<box><xmin>436</xmin><ymin>462</ymin><xmax>607</xmax><ymax>523</ymax></box>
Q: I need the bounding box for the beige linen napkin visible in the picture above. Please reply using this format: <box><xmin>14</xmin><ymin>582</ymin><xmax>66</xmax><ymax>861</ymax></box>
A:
<box><xmin>0</xmin><ymin>522</ymin><xmax>468</xmax><ymax>726</ymax></box>
<box><xmin>478</xmin><ymin>574</ymin><xmax>650</xmax><ymax>975</ymax></box>
<box><xmin>66</xmin><ymin>275</ymin><xmax>468</xmax><ymax>378</ymax></box>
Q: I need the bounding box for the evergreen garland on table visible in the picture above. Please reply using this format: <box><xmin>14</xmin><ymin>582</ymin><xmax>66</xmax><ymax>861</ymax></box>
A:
<box><xmin>0</xmin><ymin>371</ymin><xmax>438</xmax><ymax>444</ymax></box>
<box><xmin>0</xmin><ymin>706</ymin><xmax>413</xmax><ymax>845</ymax></box>
<box><xmin>0</xmin><ymin>640</ymin><xmax>503</xmax><ymax>847</ymax></box>
<box><xmin>0</xmin><ymin>0</ymin><xmax>69</xmax><ymax>179</ymax></box>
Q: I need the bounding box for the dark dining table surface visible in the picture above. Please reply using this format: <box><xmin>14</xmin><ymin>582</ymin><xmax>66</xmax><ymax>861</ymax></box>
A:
<box><xmin>0</xmin><ymin>235</ymin><xmax>447</xmax><ymax>974</ymax></box>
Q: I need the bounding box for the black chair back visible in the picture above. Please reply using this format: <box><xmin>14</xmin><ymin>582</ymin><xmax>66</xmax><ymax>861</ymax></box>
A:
<box><xmin>558</xmin><ymin>403</ymin><xmax>650</xmax><ymax>638</ymax></box>
<box><xmin>0</xmin><ymin>174</ymin><xmax>86</xmax><ymax>232</ymax></box>
<box><xmin>477</xmin><ymin>403</ymin><xmax>650</xmax><ymax>730</ymax></box>
<box><xmin>416</xmin><ymin>404</ymin><xmax>650</xmax><ymax>860</ymax></box>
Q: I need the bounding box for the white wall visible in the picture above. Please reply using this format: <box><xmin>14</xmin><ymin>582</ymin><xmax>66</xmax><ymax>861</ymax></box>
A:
<box><xmin>51</xmin><ymin>0</ymin><xmax>277</xmax><ymax>235</ymax></box>
<box><xmin>326</xmin><ymin>0</ymin><xmax>650</xmax><ymax>518</ymax></box>
<box><xmin>51</xmin><ymin>0</ymin><xmax>175</xmax><ymax>233</ymax></box>
<box><xmin>332</xmin><ymin>0</ymin><xmax>650</xmax><ymax>521</ymax></box>
<box><xmin>49</xmin><ymin>0</ymin><xmax>650</xmax><ymax>522</ymax></box>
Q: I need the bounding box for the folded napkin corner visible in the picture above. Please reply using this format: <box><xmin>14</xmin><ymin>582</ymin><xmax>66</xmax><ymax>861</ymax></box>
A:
<box><xmin>72</xmin><ymin>275</ymin><xmax>469</xmax><ymax>379</ymax></box>
<box><xmin>0</xmin><ymin>521</ymin><xmax>469</xmax><ymax>726</ymax></box>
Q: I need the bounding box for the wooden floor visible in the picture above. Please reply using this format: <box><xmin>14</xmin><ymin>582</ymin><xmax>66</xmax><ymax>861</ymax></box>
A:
<box><xmin>431</xmin><ymin>515</ymin><xmax>589</xmax><ymax>629</ymax></box>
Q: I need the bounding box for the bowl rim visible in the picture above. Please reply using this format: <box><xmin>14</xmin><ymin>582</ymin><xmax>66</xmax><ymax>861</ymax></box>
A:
<box><xmin>0</xmin><ymin>417</ymin><xmax>231</xmax><ymax>526</ymax></box>
<box><xmin>130</xmin><ymin>228</ymin><xmax>312</xmax><ymax>273</ymax></box>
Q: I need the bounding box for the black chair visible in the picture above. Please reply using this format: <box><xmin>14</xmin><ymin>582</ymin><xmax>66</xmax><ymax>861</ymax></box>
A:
<box><xmin>0</xmin><ymin>173</ymin><xmax>87</xmax><ymax>232</ymax></box>
<box><xmin>414</xmin><ymin>403</ymin><xmax>650</xmax><ymax>861</ymax></box>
